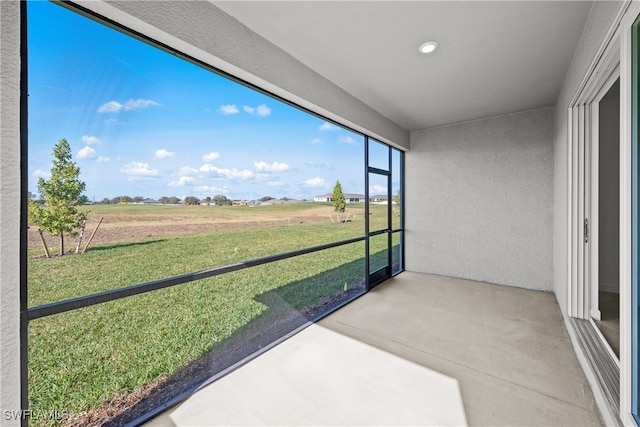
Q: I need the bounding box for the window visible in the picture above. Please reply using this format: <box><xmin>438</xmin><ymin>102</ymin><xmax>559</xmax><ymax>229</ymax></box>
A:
<box><xmin>26</xmin><ymin>1</ymin><xmax>404</xmax><ymax>423</ymax></box>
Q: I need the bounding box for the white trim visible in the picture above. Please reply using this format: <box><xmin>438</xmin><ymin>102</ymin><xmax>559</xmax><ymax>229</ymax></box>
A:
<box><xmin>591</xmin><ymin>98</ymin><xmax>600</xmax><ymax>321</ymax></box>
<box><xmin>564</xmin><ymin>316</ymin><xmax>621</xmax><ymax>427</ymax></box>
<box><xmin>579</xmin><ymin>103</ymin><xmax>586</xmax><ymax>318</ymax></box>
<box><xmin>620</xmin><ymin>2</ymin><xmax>639</xmax><ymax>424</ymax></box>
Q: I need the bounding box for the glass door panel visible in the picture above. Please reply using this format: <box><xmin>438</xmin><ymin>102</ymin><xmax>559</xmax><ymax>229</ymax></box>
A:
<box><xmin>392</xmin><ymin>232</ymin><xmax>402</xmax><ymax>275</ymax></box>
<box><xmin>392</xmin><ymin>149</ymin><xmax>402</xmax><ymax>231</ymax></box>
<box><xmin>368</xmin><ymin>233</ymin><xmax>390</xmax><ymax>286</ymax></box>
<box><xmin>368</xmin><ymin>172</ymin><xmax>390</xmax><ymax>232</ymax></box>
<box><xmin>368</xmin><ymin>138</ymin><xmax>390</xmax><ymax>171</ymax></box>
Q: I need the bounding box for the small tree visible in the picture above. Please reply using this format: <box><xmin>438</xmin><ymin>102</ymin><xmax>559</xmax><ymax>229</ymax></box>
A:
<box><xmin>184</xmin><ymin>196</ymin><xmax>200</xmax><ymax>205</ymax></box>
<box><xmin>29</xmin><ymin>138</ymin><xmax>88</xmax><ymax>256</ymax></box>
<box><xmin>332</xmin><ymin>180</ymin><xmax>347</xmax><ymax>223</ymax></box>
<box><xmin>213</xmin><ymin>195</ymin><xmax>231</xmax><ymax>206</ymax></box>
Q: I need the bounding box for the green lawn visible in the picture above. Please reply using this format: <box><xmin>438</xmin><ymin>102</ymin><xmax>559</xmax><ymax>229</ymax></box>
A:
<box><xmin>28</xmin><ymin>204</ymin><xmax>400</xmax><ymax>424</ymax></box>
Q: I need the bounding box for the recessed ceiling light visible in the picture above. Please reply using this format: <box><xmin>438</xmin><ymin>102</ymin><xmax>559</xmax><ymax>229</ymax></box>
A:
<box><xmin>418</xmin><ymin>41</ymin><xmax>438</xmax><ymax>54</ymax></box>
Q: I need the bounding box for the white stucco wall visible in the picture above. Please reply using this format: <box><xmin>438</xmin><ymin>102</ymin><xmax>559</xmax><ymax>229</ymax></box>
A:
<box><xmin>405</xmin><ymin>107</ymin><xmax>554</xmax><ymax>291</ymax></box>
<box><xmin>88</xmin><ymin>0</ymin><xmax>409</xmax><ymax>150</ymax></box>
<box><xmin>0</xmin><ymin>0</ymin><xmax>23</xmax><ymax>423</ymax></box>
<box><xmin>553</xmin><ymin>1</ymin><xmax>627</xmax><ymax>316</ymax></box>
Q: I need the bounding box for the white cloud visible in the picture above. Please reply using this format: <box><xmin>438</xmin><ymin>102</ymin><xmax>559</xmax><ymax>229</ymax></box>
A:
<box><xmin>98</xmin><ymin>98</ymin><xmax>160</xmax><ymax>113</ymax></box>
<box><xmin>33</xmin><ymin>169</ymin><xmax>49</xmax><ymax>179</ymax></box>
<box><xmin>176</xmin><ymin>166</ymin><xmax>198</xmax><ymax>176</ymax></box>
<box><xmin>256</xmin><ymin>104</ymin><xmax>271</xmax><ymax>117</ymax></box>
<box><xmin>199</xmin><ymin>164</ymin><xmax>254</xmax><ymax>180</ymax></box>
<box><xmin>97</xmin><ymin>156</ymin><xmax>111</xmax><ymax>163</ymax></box>
<box><xmin>311</xmin><ymin>138</ymin><xmax>323</xmax><ymax>144</ymax></box>
<box><xmin>77</xmin><ymin>146</ymin><xmax>96</xmax><ymax>159</ymax></box>
<box><xmin>339</xmin><ymin>135</ymin><xmax>357</xmax><ymax>144</ymax></box>
<box><xmin>370</xmin><ymin>185</ymin><xmax>387</xmax><ymax>194</ymax></box>
<box><xmin>202</xmin><ymin>152</ymin><xmax>220</xmax><ymax>162</ymax></box>
<box><xmin>168</xmin><ymin>176</ymin><xmax>194</xmax><ymax>187</ymax></box>
<box><xmin>124</xmin><ymin>98</ymin><xmax>161</xmax><ymax>110</ymax></box>
<box><xmin>121</xmin><ymin>162</ymin><xmax>159</xmax><ymax>180</ymax></box>
<box><xmin>199</xmin><ymin>164</ymin><xmax>218</xmax><ymax>173</ymax></box>
<box><xmin>155</xmin><ymin>149</ymin><xmax>176</xmax><ymax>159</ymax></box>
<box><xmin>194</xmin><ymin>185</ymin><xmax>227</xmax><ymax>194</ymax></box>
<box><xmin>318</xmin><ymin>121</ymin><xmax>339</xmax><ymax>131</ymax></box>
<box><xmin>219</xmin><ymin>104</ymin><xmax>239</xmax><ymax>115</ymax></box>
<box><xmin>254</xmin><ymin>161</ymin><xmax>290</xmax><ymax>172</ymax></box>
<box><xmin>303</xmin><ymin>177</ymin><xmax>325</xmax><ymax>187</ymax></box>
<box><xmin>97</xmin><ymin>101</ymin><xmax>123</xmax><ymax>113</ymax></box>
<box><xmin>81</xmin><ymin>135</ymin><xmax>102</xmax><ymax>145</ymax></box>
<box><xmin>242</xmin><ymin>104</ymin><xmax>271</xmax><ymax>117</ymax></box>
<box><xmin>224</xmin><ymin>168</ymin><xmax>254</xmax><ymax>179</ymax></box>
<box><xmin>267</xmin><ymin>181</ymin><xmax>284</xmax><ymax>187</ymax></box>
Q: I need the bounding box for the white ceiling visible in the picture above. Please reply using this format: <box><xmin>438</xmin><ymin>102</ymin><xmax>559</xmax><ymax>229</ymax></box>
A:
<box><xmin>213</xmin><ymin>1</ymin><xmax>592</xmax><ymax>132</ymax></box>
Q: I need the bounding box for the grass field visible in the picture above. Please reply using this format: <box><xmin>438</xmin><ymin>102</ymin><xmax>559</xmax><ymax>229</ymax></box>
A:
<box><xmin>27</xmin><ymin>202</ymin><xmax>401</xmax><ymax>425</ymax></box>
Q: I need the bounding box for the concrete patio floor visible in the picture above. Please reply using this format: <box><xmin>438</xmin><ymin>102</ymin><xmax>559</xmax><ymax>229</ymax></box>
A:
<box><xmin>145</xmin><ymin>271</ymin><xmax>603</xmax><ymax>426</ymax></box>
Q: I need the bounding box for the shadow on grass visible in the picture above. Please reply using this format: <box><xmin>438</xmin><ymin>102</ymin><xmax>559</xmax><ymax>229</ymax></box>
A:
<box><xmin>103</xmin><ymin>255</ymin><xmax>368</xmax><ymax>426</ymax></box>
<box><xmin>85</xmin><ymin>239</ymin><xmax>168</xmax><ymax>252</ymax></box>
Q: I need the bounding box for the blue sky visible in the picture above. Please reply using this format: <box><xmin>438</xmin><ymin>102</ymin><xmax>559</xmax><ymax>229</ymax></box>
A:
<box><xmin>28</xmin><ymin>1</ymin><xmax>397</xmax><ymax>201</ymax></box>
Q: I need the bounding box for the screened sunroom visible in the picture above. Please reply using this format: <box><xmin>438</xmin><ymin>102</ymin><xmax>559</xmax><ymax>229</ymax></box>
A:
<box><xmin>1</xmin><ymin>1</ymin><xmax>639</xmax><ymax>426</ymax></box>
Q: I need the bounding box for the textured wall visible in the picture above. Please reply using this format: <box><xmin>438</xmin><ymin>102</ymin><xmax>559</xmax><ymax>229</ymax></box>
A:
<box><xmin>553</xmin><ymin>1</ymin><xmax>626</xmax><ymax>315</ymax></box>
<box><xmin>82</xmin><ymin>0</ymin><xmax>409</xmax><ymax>149</ymax></box>
<box><xmin>599</xmin><ymin>88</ymin><xmax>620</xmax><ymax>293</ymax></box>
<box><xmin>406</xmin><ymin>107</ymin><xmax>554</xmax><ymax>291</ymax></box>
<box><xmin>0</xmin><ymin>0</ymin><xmax>23</xmax><ymax>423</ymax></box>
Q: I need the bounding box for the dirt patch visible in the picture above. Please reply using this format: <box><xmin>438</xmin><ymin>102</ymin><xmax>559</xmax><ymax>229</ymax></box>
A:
<box><xmin>27</xmin><ymin>207</ymin><xmax>335</xmax><ymax>254</ymax></box>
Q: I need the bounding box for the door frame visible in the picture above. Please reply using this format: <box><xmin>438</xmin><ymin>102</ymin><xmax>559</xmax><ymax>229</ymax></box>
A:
<box><xmin>590</xmin><ymin>68</ymin><xmax>620</xmax><ymax>322</ymax></box>
<box><xmin>622</xmin><ymin>3</ymin><xmax>640</xmax><ymax>424</ymax></box>
<box><xmin>365</xmin><ymin>137</ymin><xmax>393</xmax><ymax>289</ymax></box>
<box><xmin>567</xmin><ymin>31</ymin><xmax>620</xmax><ymax>321</ymax></box>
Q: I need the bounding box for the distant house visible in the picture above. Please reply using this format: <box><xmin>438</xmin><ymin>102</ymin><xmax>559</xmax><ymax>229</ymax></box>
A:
<box><xmin>314</xmin><ymin>193</ymin><xmax>365</xmax><ymax>203</ymax></box>
<box><xmin>345</xmin><ymin>194</ymin><xmax>366</xmax><ymax>203</ymax></box>
<box><xmin>370</xmin><ymin>195</ymin><xmax>388</xmax><ymax>203</ymax></box>
<box><xmin>142</xmin><ymin>198</ymin><xmax>162</xmax><ymax>205</ymax></box>
<box><xmin>313</xmin><ymin>193</ymin><xmax>332</xmax><ymax>202</ymax></box>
